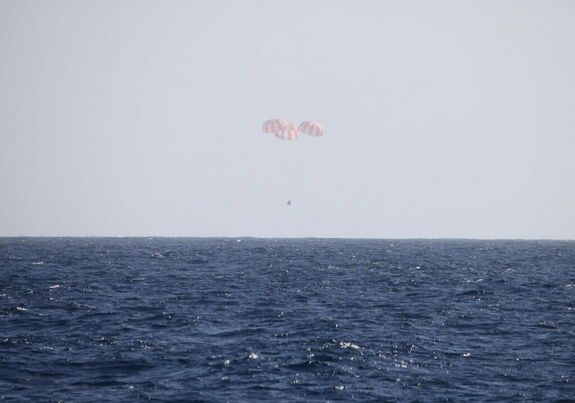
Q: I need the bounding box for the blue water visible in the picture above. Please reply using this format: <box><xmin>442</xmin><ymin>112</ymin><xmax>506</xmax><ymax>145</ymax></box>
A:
<box><xmin>1</xmin><ymin>238</ymin><xmax>574</xmax><ymax>401</ymax></box>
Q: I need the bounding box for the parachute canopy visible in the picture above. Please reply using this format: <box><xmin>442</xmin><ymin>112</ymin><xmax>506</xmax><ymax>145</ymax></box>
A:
<box><xmin>275</xmin><ymin>122</ymin><xmax>299</xmax><ymax>141</ymax></box>
<box><xmin>262</xmin><ymin>118</ymin><xmax>288</xmax><ymax>134</ymax></box>
<box><xmin>299</xmin><ymin>121</ymin><xmax>324</xmax><ymax>137</ymax></box>
<box><xmin>262</xmin><ymin>119</ymin><xmax>324</xmax><ymax>141</ymax></box>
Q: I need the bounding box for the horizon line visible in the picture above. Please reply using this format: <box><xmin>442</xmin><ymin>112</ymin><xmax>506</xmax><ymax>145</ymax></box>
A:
<box><xmin>1</xmin><ymin>236</ymin><xmax>574</xmax><ymax>241</ymax></box>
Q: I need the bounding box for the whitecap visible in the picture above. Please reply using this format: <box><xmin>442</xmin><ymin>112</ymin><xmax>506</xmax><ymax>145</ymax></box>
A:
<box><xmin>32</xmin><ymin>261</ymin><xmax>44</xmax><ymax>265</ymax></box>
<box><xmin>339</xmin><ymin>341</ymin><xmax>360</xmax><ymax>350</ymax></box>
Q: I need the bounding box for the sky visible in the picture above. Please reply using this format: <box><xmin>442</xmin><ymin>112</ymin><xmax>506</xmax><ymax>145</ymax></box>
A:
<box><xmin>0</xmin><ymin>0</ymin><xmax>574</xmax><ymax>238</ymax></box>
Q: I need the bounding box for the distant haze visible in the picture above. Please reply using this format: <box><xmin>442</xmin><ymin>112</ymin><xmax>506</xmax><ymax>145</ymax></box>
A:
<box><xmin>1</xmin><ymin>0</ymin><xmax>574</xmax><ymax>238</ymax></box>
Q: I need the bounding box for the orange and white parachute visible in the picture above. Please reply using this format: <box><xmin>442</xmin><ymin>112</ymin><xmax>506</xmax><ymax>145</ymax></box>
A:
<box><xmin>275</xmin><ymin>122</ymin><xmax>299</xmax><ymax>141</ymax></box>
<box><xmin>298</xmin><ymin>121</ymin><xmax>324</xmax><ymax>137</ymax></box>
<box><xmin>262</xmin><ymin>118</ymin><xmax>288</xmax><ymax>134</ymax></box>
<box><xmin>262</xmin><ymin>118</ymin><xmax>323</xmax><ymax>140</ymax></box>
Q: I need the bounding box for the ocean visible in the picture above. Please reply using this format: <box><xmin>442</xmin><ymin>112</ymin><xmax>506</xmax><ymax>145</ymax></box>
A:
<box><xmin>1</xmin><ymin>238</ymin><xmax>573</xmax><ymax>401</ymax></box>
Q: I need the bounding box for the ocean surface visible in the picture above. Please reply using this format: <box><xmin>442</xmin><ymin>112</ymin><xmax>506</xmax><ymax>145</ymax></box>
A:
<box><xmin>0</xmin><ymin>238</ymin><xmax>574</xmax><ymax>402</ymax></box>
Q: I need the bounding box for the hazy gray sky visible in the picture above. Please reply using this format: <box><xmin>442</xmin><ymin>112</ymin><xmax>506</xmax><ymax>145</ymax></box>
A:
<box><xmin>1</xmin><ymin>0</ymin><xmax>574</xmax><ymax>238</ymax></box>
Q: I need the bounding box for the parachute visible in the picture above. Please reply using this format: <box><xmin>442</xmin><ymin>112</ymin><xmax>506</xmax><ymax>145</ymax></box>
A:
<box><xmin>262</xmin><ymin>119</ymin><xmax>324</xmax><ymax>140</ymax></box>
<box><xmin>275</xmin><ymin>123</ymin><xmax>299</xmax><ymax>141</ymax></box>
<box><xmin>261</xmin><ymin>118</ymin><xmax>324</xmax><ymax>206</ymax></box>
<box><xmin>299</xmin><ymin>121</ymin><xmax>324</xmax><ymax>137</ymax></box>
<box><xmin>262</xmin><ymin>118</ymin><xmax>288</xmax><ymax>134</ymax></box>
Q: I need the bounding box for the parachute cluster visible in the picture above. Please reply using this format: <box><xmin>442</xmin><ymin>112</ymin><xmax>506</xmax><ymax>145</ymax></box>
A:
<box><xmin>262</xmin><ymin>118</ymin><xmax>324</xmax><ymax>141</ymax></box>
